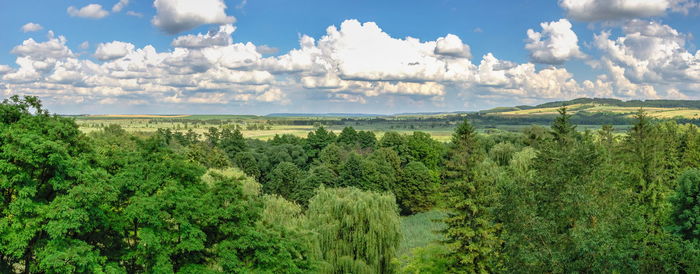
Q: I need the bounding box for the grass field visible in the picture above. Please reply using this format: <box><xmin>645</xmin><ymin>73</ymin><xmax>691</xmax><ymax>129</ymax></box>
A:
<box><xmin>74</xmin><ymin>115</ymin><xmax>460</xmax><ymax>141</ymax></box>
<box><xmin>398</xmin><ymin>210</ymin><xmax>447</xmax><ymax>257</ymax></box>
<box><xmin>492</xmin><ymin>103</ymin><xmax>700</xmax><ymax>119</ymax></box>
<box><xmin>74</xmin><ymin>113</ymin><xmax>636</xmax><ymax>142</ymax></box>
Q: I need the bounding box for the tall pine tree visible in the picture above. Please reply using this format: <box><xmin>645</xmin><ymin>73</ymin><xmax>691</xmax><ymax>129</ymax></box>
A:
<box><xmin>441</xmin><ymin>119</ymin><xmax>502</xmax><ymax>273</ymax></box>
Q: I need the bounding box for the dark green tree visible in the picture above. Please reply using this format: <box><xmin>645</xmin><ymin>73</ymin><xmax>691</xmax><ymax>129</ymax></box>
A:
<box><xmin>219</xmin><ymin>128</ymin><xmax>247</xmax><ymax>160</ymax></box>
<box><xmin>671</xmin><ymin>169</ymin><xmax>700</xmax><ymax>242</ymax></box>
<box><xmin>395</xmin><ymin>161</ymin><xmax>438</xmax><ymax>215</ymax></box>
<box><xmin>305</xmin><ymin>126</ymin><xmax>336</xmax><ymax>162</ymax></box>
<box><xmin>265</xmin><ymin>162</ymin><xmax>305</xmax><ymax>203</ymax></box>
<box><xmin>336</xmin><ymin>126</ymin><xmax>359</xmax><ymax>146</ymax></box>
<box><xmin>441</xmin><ymin>119</ymin><xmax>502</xmax><ymax>273</ymax></box>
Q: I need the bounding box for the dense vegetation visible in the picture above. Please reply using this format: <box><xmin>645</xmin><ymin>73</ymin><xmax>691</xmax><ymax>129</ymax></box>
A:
<box><xmin>3</xmin><ymin>95</ymin><xmax>700</xmax><ymax>273</ymax></box>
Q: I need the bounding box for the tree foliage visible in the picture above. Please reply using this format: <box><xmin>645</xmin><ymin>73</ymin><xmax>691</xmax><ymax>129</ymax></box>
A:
<box><xmin>306</xmin><ymin>187</ymin><xmax>401</xmax><ymax>274</ymax></box>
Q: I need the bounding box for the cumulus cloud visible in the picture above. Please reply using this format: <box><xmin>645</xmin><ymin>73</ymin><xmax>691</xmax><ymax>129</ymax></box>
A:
<box><xmin>152</xmin><ymin>0</ymin><xmax>235</xmax><ymax>34</ymax></box>
<box><xmin>595</xmin><ymin>20</ymin><xmax>699</xmax><ymax>82</ymax></box>
<box><xmin>256</xmin><ymin>45</ymin><xmax>279</xmax><ymax>55</ymax></box>
<box><xmin>21</xmin><ymin>22</ymin><xmax>43</xmax><ymax>32</ymax></box>
<box><xmin>67</xmin><ymin>4</ymin><xmax>109</xmax><ymax>19</ymax></box>
<box><xmin>0</xmin><ymin>65</ymin><xmax>13</xmax><ymax>74</ymax></box>
<box><xmin>435</xmin><ymin>34</ymin><xmax>471</xmax><ymax>58</ymax></box>
<box><xmin>172</xmin><ymin>24</ymin><xmax>234</xmax><ymax>48</ymax></box>
<box><xmin>1</xmin><ymin>28</ymin><xmax>285</xmax><ymax>106</ymax></box>
<box><xmin>475</xmin><ymin>53</ymin><xmax>581</xmax><ymax>98</ymax></box>
<box><xmin>8</xmin><ymin>18</ymin><xmax>685</xmax><ymax>109</ymax></box>
<box><xmin>263</xmin><ymin>19</ymin><xmax>594</xmax><ymax>102</ymax></box>
<box><xmin>593</xmin><ymin>20</ymin><xmax>699</xmax><ymax>97</ymax></box>
<box><xmin>94</xmin><ymin>41</ymin><xmax>136</xmax><ymax>60</ymax></box>
<box><xmin>112</xmin><ymin>0</ymin><xmax>129</xmax><ymax>12</ymax></box>
<box><xmin>559</xmin><ymin>0</ymin><xmax>698</xmax><ymax>21</ymax></box>
<box><xmin>11</xmin><ymin>32</ymin><xmax>74</xmax><ymax>60</ymax></box>
<box><xmin>259</xmin><ymin>19</ymin><xmax>482</xmax><ymax>100</ymax></box>
<box><xmin>266</xmin><ymin>20</ymin><xmax>478</xmax><ymax>83</ymax></box>
<box><xmin>526</xmin><ymin>19</ymin><xmax>585</xmax><ymax>64</ymax></box>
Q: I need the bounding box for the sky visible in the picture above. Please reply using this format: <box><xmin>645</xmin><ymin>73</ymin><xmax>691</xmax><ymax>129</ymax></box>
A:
<box><xmin>0</xmin><ymin>0</ymin><xmax>699</xmax><ymax>115</ymax></box>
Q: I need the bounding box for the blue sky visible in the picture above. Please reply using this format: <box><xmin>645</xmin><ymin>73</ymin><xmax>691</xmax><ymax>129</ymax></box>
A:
<box><xmin>0</xmin><ymin>0</ymin><xmax>699</xmax><ymax>114</ymax></box>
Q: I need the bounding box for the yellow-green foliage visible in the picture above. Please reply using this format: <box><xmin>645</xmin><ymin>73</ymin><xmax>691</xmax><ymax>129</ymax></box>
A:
<box><xmin>307</xmin><ymin>187</ymin><xmax>402</xmax><ymax>274</ymax></box>
<box><xmin>260</xmin><ymin>194</ymin><xmax>305</xmax><ymax>229</ymax></box>
<box><xmin>202</xmin><ymin>167</ymin><xmax>261</xmax><ymax>197</ymax></box>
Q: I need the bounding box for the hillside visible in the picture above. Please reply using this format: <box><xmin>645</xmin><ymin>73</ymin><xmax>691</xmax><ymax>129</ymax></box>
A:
<box><xmin>482</xmin><ymin>98</ymin><xmax>700</xmax><ymax>119</ymax></box>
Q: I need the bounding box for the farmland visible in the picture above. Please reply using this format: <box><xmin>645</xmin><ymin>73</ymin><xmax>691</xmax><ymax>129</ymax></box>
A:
<box><xmin>73</xmin><ymin>97</ymin><xmax>700</xmax><ymax>140</ymax></box>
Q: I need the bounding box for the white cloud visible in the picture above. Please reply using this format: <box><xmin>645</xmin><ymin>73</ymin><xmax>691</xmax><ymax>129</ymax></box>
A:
<box><xmin>475</xmin><ymin>53</ymin><xmax>582</xmax><ymax>98</ymax></box>
<box><xmin>259</xmin><ymin>20</ymin><xmax>480</xmax><ymax>100</ymax></box>
<box><xmin>94</xmin><ymin>41</ymin><xmax>136</xmax><ymax>61</ymax></box>
<box><xmin>0</xmin><ymin>65</ymin><xmax>13</xmax><ymax>74</ymax></box>
<box><xmin>526</xmin><ymin>19</ymin><xmax>585</xmax><ymax>64</ymax></box>
<box><xmin>256</xmin><ymin>45</ymin><xmax>279</xmax><ymax>55</ymax></box>
<box><xmin>67</xmin><ymin>4</ymin><xmax>109</xmax><ymax>19</ymax></box>
<box><xmin>21</xmin><ymin>22</ymin><xmax>43</xmax><ymax>33</ymax></box>
<box><xmin>435</xmin><ymin>34</ymin><xmax>471</xmax><ymax>58</ymax></box>
<box><xmin>152</xmin><ymin>0</ymin><xmax>235</xmax><ymax>34</ymax></box>
<box><xmin>9</xmin><ymin>19</ymin><xmax>689</xmax><ymax>109</ymax></box>
<box><xmin>112</xmin><ymin>0</ymin><xmax>129</xmax><ymax>12</ymax></box>
<box><xmin>266</xmin><ymin>20</ymin><xmax>477</xmax><ymax>83</ymax></box>
<box><xmin>559</xmin><ymin>0</ymin><xmax>698</xmax><ymax>21</ymax></box>
<box><xmin>126</xmin><ymin>11</ymin><xmax>143</xmax><ymax>17</ymax></box>
<box><xmin>256</xmin><ymin>88</ymin><xmax>288</xmax><ymax>103</ymax></box>
<box><xmin>593</xmin><ymin>20</ymin><xmax>699</xmax><ymax>97</ymax></box>
<box><xmin>263</xmin><ymin>19</ymin><xmax>596</xmax><ymax>102</ymax></box>
<box><xmin>10</xmin><ymin>32</ymin><xmax>74</xmax><ymax>60</ymax></box>
<box><xmin>80</xmin><ymin>41</ymin><xmax>90</xmax><ymax>50</ymax></box>
<box><xmin>1</xmin><ymin>28</ymin><xmax>286</xmax><ymax>106</ymax></box>
<box><xmin>172</xmin><ymin>24</ymin><xmax>234</xmax><ymax>48</ymax></box>
<box><xmin>595</xmin><ymin>20</ymin><xmax>700</xmax><ymax>83</ymax></box>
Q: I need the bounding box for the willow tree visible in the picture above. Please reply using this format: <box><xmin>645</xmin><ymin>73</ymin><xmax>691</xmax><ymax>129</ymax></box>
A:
<box><xmin>306</xmin><ymin>187</ymin><xmax>401</xmax><ymax>274</ymax></box>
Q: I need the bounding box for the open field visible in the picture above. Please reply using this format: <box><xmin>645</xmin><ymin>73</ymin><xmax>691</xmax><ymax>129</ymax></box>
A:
<box><xmin>492</xmin><ymin>103</ymin><xmax>699</xmax><ymax>118</ymax></box>
<box><xmin>75</xmin><ymin>98</ymin><xmax>700</xmax><ymax>140</ymax></box>
<box><xmin>75</xmin><ymin>117</ymin><xmax>459</xmax><ymax>141</ymax></box>
<box><xmin>74</xmin><ymin>111</ymin><xmax>638</xmax><ymax>142</ymax></box>
<box><xmin>87</xmin><ymin>114</ymin><xmax>193</xmax><ymax>118</ymax></box>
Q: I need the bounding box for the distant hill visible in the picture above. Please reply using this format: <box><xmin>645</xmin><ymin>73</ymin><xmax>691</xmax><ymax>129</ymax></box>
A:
<box><xmin>480</xmin><ymin>98</ymin><xmax>700</xmax><ymax>120</ymax></box>
<box><xmin>266</xmin><ymin>113</ymin><xmax>386</xmax><ymax>117</ymax></box>
<box><xmin>490</xmin><ymin>98</ymin><xmax>700</xmax><ymax>112</ymax></box>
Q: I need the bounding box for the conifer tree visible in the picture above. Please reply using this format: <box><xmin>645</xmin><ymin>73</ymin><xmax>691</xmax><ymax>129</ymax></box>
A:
<box><xmin>441</xmin><ymin>119</ymin><xmax>502</xmax><ymax>273</ymax></box>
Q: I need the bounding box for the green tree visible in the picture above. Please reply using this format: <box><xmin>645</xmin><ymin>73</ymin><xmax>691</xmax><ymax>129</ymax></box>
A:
<box><xmin>339</xmin><ymin>153</ymin><xmax>394</xmax><ymax>191</ymax></box>
<box><xmin>306</xmin><ymin>187</ymin><xmax>401</xmax><ymax>274</ymax></box>
<box><xmin>395</xmin><ymin>161</ymin><xmax>438</xmax><ymax>215</ymax></box>
<box><xmin>232</xmin><ymin>151</ymin><xmax>261</xmax><ymax>179</ymax></box>
<box><xmin>337</xmin><ymin>127</ymin><xmax>359</xmax><ymax>146</ymax></box>
<box><xmin>406</xmin><ymin>131</ymin><xmax>446</xmax><ymax>170</ymax></box>
<box><xmin>305</xmin><ymin>126</ymin><xmax>336</xmax><ymax>162</ymax></box>
<box><xmin>551</xmin><ymin>106</ymin><xmax>576</xmax><ymax>144</ymax></box>
<box><xmin>186</xmin><ymin>142</ymin><xmax>231</xmax><ymax>168</ymax></box>
<box><xmin>219</xmin><ymin>128</ymin><xmax>247</xmax><ymax>160</ymax></box>
<box><xmin>441</xmin><ymin>119</ymin><xmax>502</xmax><ymax>273</ymax></box>
<box><xmin>488</xmin><ymin>142</ymin><xmax>517</xmax><ymax>166</ymax></box>
<box><xmin>265</xmin><ymin>162</ymin><xmax>305</xmax><ymax>203</ymax></box>
<box><xmin>357</xmin><ymin>130</ymin><xmax>378</xmax><ymax>150</ymax></box>
<box><xmin>0</xmin><ymin>96</ymin><xmax>112</xmax><ymax>273</ymax></box>
<box><xmin>671</xmin><ymin>169</ymin><xmax>700</xmax><ymax>243</ymax></box>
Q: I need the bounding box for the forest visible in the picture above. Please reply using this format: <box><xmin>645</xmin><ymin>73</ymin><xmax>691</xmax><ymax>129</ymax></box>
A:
<box><xmin>2</xmin><ymin>95</ymin><xmax>700</xmax><ymax>273</ymax></box>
